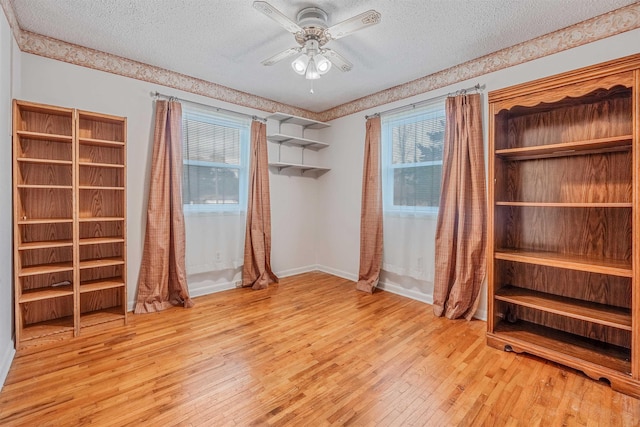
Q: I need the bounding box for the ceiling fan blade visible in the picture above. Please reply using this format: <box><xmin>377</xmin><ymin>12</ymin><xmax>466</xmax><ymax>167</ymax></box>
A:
<box><xmin>261</xmin><ymin>47</ymin><xmax>301</xmax><ymax>66</ymax></box>
<box><xmin>323</xmin><ymin>49</ymin><xmax>353</xmax><ymax>72</ymax></box>
<box><xmin>253</xmin><ymin>1</ymin><xmax>303</xmax><ymax>35</ymax></box>
<box><xmin>325</xmin><ymin>10</ymin><xmax>381</xmax><ymax>40</ymax></box>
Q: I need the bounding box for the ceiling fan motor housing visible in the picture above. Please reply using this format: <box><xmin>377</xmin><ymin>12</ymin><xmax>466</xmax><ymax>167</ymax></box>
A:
<box><xmin>295</xmin><ymin>7</ymin><xmax>330</xmax><ymax>46</ymax></box>
<box><xmin>296</xmin><ymin>7</ymin><xmax>328</xmax><ymax>28</ymax></box>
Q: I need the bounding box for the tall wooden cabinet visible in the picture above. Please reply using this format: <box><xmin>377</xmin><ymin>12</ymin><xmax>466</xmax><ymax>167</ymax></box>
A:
<box><xmin>13</xmin><ymin>100</ymin><xmax>127</xmax><ymax>351</ymax></box>
<box><xmin>487</xmin><ymin>54</ymin><xmax>640</xmax><ymax>397</ymax></box>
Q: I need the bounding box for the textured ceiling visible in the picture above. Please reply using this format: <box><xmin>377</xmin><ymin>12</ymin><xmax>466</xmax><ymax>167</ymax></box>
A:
<box><xmin>10</xmin><ymin>0</ymin><xmax>639</xmax><ymax>112</ymax></box>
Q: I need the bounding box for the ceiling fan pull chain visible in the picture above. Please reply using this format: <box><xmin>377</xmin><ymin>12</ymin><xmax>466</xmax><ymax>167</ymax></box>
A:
<box><xmin>310</xmin><ymin>79</ymin><xmax>314</xmax><ymax>94</ymax></box>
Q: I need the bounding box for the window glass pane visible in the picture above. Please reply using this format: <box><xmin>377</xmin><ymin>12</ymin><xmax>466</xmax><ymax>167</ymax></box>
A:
<box><xmin>393</xmin><ymin>165</ymin><xmax>442</xmax><ymax>207</ymax></box>
<box><xmin>183</xmin><ymin>165</ymin><xmax>240</xmax><ymax>205</ymax></box>
<box><xmin>181</xmin><ymin>106</ymin><xmax>249</xmax><ymax>211</ymax></box>
<box><xmin>382</xmin><ymin>100</ymin><xmax>446</xmax><ymax>212</ymax></box>
<box><xmin>391</xmin><ymin>110</ymin><xmax>445</xmax><ymax>165</ymax></box>
<box><xmin>183</xmin><ymin>118</ymin><xmax>240</xmax><ymax>165</ymax></box>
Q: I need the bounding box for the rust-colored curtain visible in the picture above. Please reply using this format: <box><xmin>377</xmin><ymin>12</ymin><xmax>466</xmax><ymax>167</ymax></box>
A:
<box><xmin>433</xmin><ymin>93</ymin><xmax>486</xmax><ymax>320</ymax></box>
<box><xmin>242</xmin><ymin>120</ymin><xmax>278</xmax><ymax>290</ymax></box>
<box><xmin>135</xmin><ymin>100</ymin><xmax>194</xmax><ymax>313</ymax></box>
<box><xmin>356</xmin><ymin>116</ymin><xmax>383</xmax><ymax>293</ymax></box>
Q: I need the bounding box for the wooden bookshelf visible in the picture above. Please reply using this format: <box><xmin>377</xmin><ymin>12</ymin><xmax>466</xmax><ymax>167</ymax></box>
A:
<box><xmin>486</xmin><ymin>55</ymin><xmax>640</xmax><ymax>397</ymax></box>
<box><xmin>13</xmin><ymin>100</ymin><xmax>128</xmax><ymax>351</ymax></box>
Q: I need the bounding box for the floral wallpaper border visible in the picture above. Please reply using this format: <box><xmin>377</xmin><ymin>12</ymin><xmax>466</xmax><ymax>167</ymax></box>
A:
<box><xmin>2</xmin><ymin>1</ymin><xmax>639</xmax><ymax>122</ymax></box>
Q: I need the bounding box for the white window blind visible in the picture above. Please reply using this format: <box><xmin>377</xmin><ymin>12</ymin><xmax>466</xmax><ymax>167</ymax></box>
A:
<box><xmin>182</xmin><ymin>106</ymin><xmax>250</xmax><ymax>211</ymax></box>
<box><xmin>382</xmin><ymin>100</ymin><xmax>446</xmax><ymax>214</ymax></box>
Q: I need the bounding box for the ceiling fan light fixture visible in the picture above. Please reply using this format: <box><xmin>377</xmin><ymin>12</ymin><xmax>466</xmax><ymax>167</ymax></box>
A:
<box><xmin>305</xmin><ymin>57</ymin><xmax>321</xmax><ymax>80</ymax></box>
<box><xmin>291</xmin><ymin>54</ymin><xmax>309</xmax><ymax>75</ymax></box>
<box><xmin>315</xmin><ymin>53</ymin><xmax>332</xmax><ymax>74</ymax></box>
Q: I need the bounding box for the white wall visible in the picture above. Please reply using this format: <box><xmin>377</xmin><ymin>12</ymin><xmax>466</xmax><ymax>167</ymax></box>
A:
<box><xmin>315</xmin><ymin>28</ymin><xmax>640</xmax><ymax>319</ymax></box>
<box><xmin>18</xmin><ymin>53</ymin><xmax>320</xmax><ymax>308</ymax></box>
<box><xmin>0</xmin><ymin>10</ymin><xmax>19</xmax><ymax>390</ymax></box>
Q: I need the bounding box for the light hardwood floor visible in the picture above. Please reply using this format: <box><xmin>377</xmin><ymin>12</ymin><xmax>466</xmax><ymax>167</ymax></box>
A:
<box><xmin>1</xmin><ymin>272</ymin><xmax>639</xmax><ymax>426</ymax></box>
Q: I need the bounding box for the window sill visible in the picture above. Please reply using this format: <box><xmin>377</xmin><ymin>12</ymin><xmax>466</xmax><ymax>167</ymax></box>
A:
<box><xmin>383</xmin><ymin>209</ymin><xmax>439</xmax><ymax>219</ymax></box>
<box><xmin>183</xmin><ymin>207</ymin><xmax>246</xmax><ymax>216</ymax></box>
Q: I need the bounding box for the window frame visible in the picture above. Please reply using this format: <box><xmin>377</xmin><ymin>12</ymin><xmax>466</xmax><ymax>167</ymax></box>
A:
<box><xmin>381</xmin><ymin>100</ymin><xmax>446</xmax><ymax>216</ymax></box>
<box><xmin>181</xmin><ymin>107</ymin><xmax>251</xmax><ymax>214</ymax></box>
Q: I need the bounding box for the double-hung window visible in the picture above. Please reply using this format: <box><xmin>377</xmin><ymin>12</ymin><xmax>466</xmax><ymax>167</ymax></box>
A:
<box><xmin>182</xmin><ymin>105</ymin><xmax>250</xmax><ymax>212</ymax></box>
<box><xmin>381</xmin><ymin>100</ymin><xmax>446</xmax><ymax>214</ymax></box>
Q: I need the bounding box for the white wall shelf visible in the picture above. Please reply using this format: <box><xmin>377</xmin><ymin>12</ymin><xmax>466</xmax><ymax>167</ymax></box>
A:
<box><xmin>268</xmin><ymin>161</ymin><xmax>330</xmax><ymax>174</ymax></box>
<box><xmin>267</xmin><ymin>113</ymin><xmax>330</xmax><ymax>177</ymax></box>
<box><xmin>265</xmin><ymin>113</ymin><xmax>330</xmax><ymax>130</ymax></box>
<box><xmin>266</xmin><ymin>133</ymin><xmax>329</xmax><ymax>150</ymax></box>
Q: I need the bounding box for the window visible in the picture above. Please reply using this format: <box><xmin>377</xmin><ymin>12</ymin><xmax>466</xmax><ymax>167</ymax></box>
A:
<box><xmin>381</xmin><ymin>100</ymin><xmax>446</xmax><ymax>214</ymax></box>
<box><xmin>182</xmin><ymin>105</ymin><xmax>250</xmax><ymax>212</ymax></box>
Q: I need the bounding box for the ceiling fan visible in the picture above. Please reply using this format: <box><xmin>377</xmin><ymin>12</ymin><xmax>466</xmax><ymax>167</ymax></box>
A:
<box><xmin>253</xmin><ymin>1</ymin><xmax>382</xmax><ymax>80</ymax></box>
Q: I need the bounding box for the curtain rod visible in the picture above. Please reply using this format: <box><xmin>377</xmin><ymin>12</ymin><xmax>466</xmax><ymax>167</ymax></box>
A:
<box><xmin>152</xmin><ymin>91</ymin><xmax>267</xmax><ymax>122</ymax></box>
<box><xmin>365</xmin><ymin>83</ymin><xmax>484</xmax><ymax>119</ymax></box>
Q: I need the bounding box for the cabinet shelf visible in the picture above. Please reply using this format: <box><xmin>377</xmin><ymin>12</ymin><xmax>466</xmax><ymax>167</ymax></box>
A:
<box><xmin>79</xmin><ymin>186</ymin><xmax>125</xmax><ymax>191</ymax></box>
<box><xmin>495</xmin><ymin>249</ymin><xmax>632</xmax><ymax>277</ymax></box>
<box><xmin>495</xmin><ymin>202</ymin><xmax>632</xmax><ymax>208</ymax></box>
<box><xmin>78</xmin><ymin>161</ymin><xmax>124</xmax><ymax>168</ymax></box>
<box><xmin>79</xmin><ymin>257</ymin><xmax>125</xmax><ymax>269</ymax></box>
<box><xmin>79</xmin><ymin>216</ymin><xmax>125</xmax><ymax>222</ymax></box>
<box><xmin>79</xmin><ymin>237</ymin><xmax>125</xmax><ymax>246</ymax></box>
<box><xmin>267</xmin><ymin>133</ymin><xmax>329</xmax><ymax>149</ymax></box>
<box><xmin>21</xmin><ymin>317</ymin><xmax>75</xmax><ymax>342</ymax></box>
<box><xmin>19</xmin><ymin>262</ymin><xmax>74</xmax><ymax>277</ymax></box>
<box><xmin>16</xmin><ymin>130</ymin><xmax>73</xmax><ymax>143</ymax></box>
<box><xmin>491</xmin><ymin>321</ymin><xmax>630</xmax><ymax>375</ymax></box>
<box><xmin>265</xmin><ymin>112</ymin><xmax>330</xmax><ymax>129</ymax></box>
<box><xmin>18</xmin><ymin>184</ymin><xmax>72</xmax><ymax>190</ymax></box>
<box><xmin>495</xmin><ymin>135</ymin><xmax>632</xmax><ymax>160</ymax></box>
<box><xmin>19</xmin><ymin>239</ymin><xmax>73</xmax><ymax>250</ymax></box>
<box><xmin>80</xmin><ymin>278</ymin><xmax>125</xmax><ymax>293</ymax></box>
<box><xmin>269</xmin><ymin>162</ymin><xmax>330</xmax><ymax>173</ymax></box>
<box><xmin>80</xmin><ymin>308</ymin><xmax>125</xmax><ymax>328</ymax></box>
<box><xmin>19</xmin><ymin>285</ymin><xmax>74</xmax><ymax>303</ymax></box>
<box><xmin>78</xmin><ymin>137</ymin><xmax>125</xmax><ymax>147</ymax></box>
<box><xmin>17</xmin><ymin>157</ymin><xmax>72</xmax><ymax>166</ymax></box>
<box><xmin>495</xmin><ymin>286</ymin><xmax>631</xmax><ymax>331</ymax></box>
<box><xmin>18</xmin><ymin>218</ymin><xmax>73</xmax><ymax>225</ymax></box>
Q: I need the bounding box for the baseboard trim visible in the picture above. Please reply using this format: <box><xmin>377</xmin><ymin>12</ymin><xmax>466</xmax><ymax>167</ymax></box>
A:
<box><xmin>377</xmin><ymin>280</ymin><xmax>434</xmax><ymax>305</ymax></box>
<box><xmin>276</xmin><ymin>265</ymin><xmax>319</xmax><ymax>278</ymax></box>
<box><xmin>0</xmin><ymin>339</ymin><xmax>15</xmax><ymax>391</ymax></box>
<box><xmin>474</xmin><ymin>308</ymin><xmax>487</xmax><ymax>322</ymax></box>
<box><xmin>314</xmin><ymin>265</ymin><xmax>357</xmax><ymax>282</ymax></box>
<box><xmin>128</xmin><ymin>279</ymin><xmax>238</xmax><ymax>311</ymax></box>
<box><xmin>189</xmin><ymin>281</ymin><xmax>237</xmax><ymax>298</ymax></box>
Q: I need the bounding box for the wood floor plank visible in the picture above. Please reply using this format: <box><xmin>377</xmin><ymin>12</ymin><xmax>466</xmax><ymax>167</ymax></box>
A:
<box><xmin>1</xmin><ymin>272</ymin><xmax>639</xmax><ymax>426</ymax></box>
